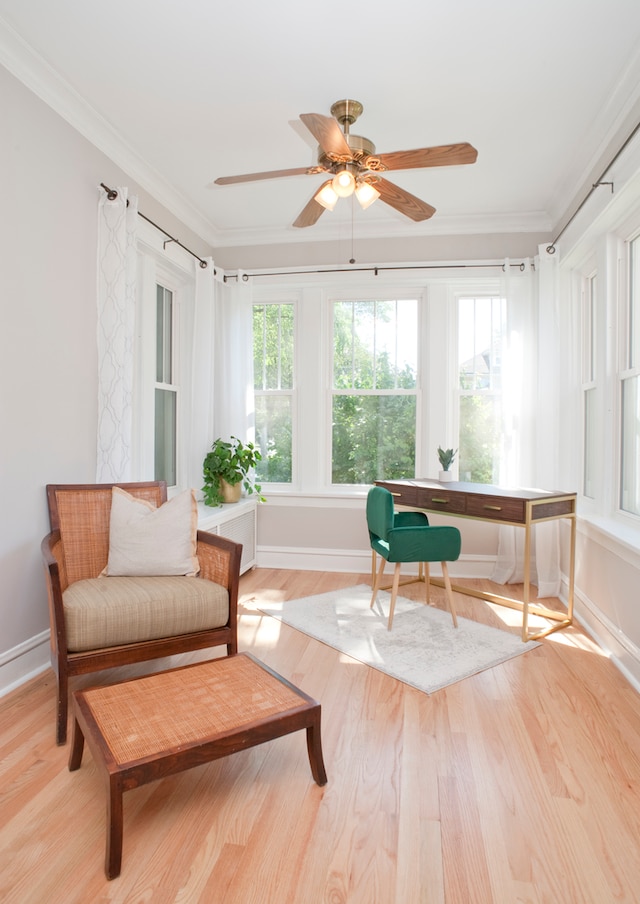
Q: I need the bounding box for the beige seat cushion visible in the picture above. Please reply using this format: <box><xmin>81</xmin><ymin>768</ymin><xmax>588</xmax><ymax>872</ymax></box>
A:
<box><xmin>63</xmin><ymin>575</ymin><xmax>229</xmax><ymax>653</ymax></box>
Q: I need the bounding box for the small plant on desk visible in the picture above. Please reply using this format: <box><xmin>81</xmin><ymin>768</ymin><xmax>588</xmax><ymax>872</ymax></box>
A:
<box><xmin>437</xmin><ymin>446</ymin><xmax>457</xmax><ymax>481</ymax></box>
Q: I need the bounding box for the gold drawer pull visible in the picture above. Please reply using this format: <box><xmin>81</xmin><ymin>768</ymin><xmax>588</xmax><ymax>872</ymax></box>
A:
<box><xmin>431</xmin><ymin>497</ymin><xmax>449</xmax><ymax>504</ymax></box>
<box><xmin>484</xmin><ymin>504</ymin><xmax>502</xmax><ymax>511</ymax></box>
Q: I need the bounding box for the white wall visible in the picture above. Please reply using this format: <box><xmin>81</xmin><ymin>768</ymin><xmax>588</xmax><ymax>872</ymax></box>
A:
<box><xmin>1</xmin><ymin>67</ymin><xmax>100</xmax><ymax>687</ymax></box>
<box><xmin>0</xmin><ymin>65</ymin><xmax>210</xmax><ymax>693</ymax></box>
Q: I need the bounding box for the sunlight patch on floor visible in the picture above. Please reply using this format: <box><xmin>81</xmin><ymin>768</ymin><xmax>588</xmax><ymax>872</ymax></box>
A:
<box><xmin>483</xmin><ymin>601</ymin><xmax>609</xmax><ymax>656</ymax></box>
<box><xmin>237</xmin><ymin>609</ymin><xmax>283</xmax><ymax>648</ymax></box>
<box><xmin>240</xmin><ymin>588</ymin><xmax>288</xmax><ymax>611</ymax></box>
<box><xmin>484</xmin><ymin>601</ymin><xmax>550</xmax><ymax>632</ymax></box>
<box><xmin>544</xmin><ymin>629</ymin><xmax>609</xmax><ymax>656</ymax></box>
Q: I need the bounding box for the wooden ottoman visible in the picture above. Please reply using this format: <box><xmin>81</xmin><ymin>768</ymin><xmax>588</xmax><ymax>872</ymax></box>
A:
<box><xmin>68</xmin><ymin>653</ymin><xmax>327</xmax><ymax>878</ymax></box>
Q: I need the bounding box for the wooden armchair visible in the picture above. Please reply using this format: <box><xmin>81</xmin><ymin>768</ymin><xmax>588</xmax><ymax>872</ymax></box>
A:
<box><xmin>42</xmin><ymin>482</ymin><xmax>242</xmax><ymax>745</ymax></box>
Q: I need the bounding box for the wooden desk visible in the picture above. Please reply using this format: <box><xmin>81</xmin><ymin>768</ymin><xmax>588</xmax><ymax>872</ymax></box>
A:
<box><xmin>375</xmin><ymin>479</ymin><xmax>577</xmax><ymax>642</ymax></box>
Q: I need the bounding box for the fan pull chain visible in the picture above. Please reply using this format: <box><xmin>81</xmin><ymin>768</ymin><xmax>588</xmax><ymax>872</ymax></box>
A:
<box><xmin>350</xmin><ymin>194</ymin><xmax>356</xmax><ymax>264</ymax></box>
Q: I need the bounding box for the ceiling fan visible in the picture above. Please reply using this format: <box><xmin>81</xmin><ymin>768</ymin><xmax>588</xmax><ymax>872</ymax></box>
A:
<box><xmin>210</xmin><ymin>99</ymin><xmax>478</xmax><ymax>228</ymax></box>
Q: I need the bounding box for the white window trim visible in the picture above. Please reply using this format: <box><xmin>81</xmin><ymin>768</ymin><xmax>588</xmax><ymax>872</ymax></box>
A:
<box><xmin>252</xmin><ymin>297</ymin><xmax>297</xmax><ymax>489</ymax></box>
<box><xmin>134</xmin><ymin>220</ymin><xmax>195</xmax><ymax>493</ymax></box>
<box><xmin>253</xmin><ymin>269</ymin><xmax>506</xmax><ymax>497</ymax></box>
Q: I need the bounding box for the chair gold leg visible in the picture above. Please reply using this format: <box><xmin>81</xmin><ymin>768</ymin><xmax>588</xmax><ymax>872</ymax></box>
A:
<box><xmin>370</xmin><ymin>555</ymin><xmax>387</xmax><ymax>608</ymax></box>
<box><xmin>388</xmin><ymin>562</ymin><xmax>402</xmax><ymax>630</ymax></box>
<box><xmin>424</xmin><ymin>563</ymin><xmax>430</xmax><ymax>605</ymax></box>
<box><xmin>441</xmin><ymin>561</ymin><xmax>458</xmax><ymax>628</ymax></box>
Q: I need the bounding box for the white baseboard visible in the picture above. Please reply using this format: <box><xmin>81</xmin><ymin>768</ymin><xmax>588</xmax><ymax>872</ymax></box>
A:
<box><xmin>0</xmin><ymin>630</ymin><xmax>50</xmax><ymax>699</ymax></box>
<box><xmin>571</xmin><ymin>587</ymin><xmax>640</xmax><ymax>695</ymax></box>
<box><xmin>255</xmin><ymin>547</ymin><xmax>495</xmax><ymax>578</ymax></box>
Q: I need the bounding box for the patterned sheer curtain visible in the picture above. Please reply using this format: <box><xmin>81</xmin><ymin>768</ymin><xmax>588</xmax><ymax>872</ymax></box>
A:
<box><xmin>213</xmin><ymin>271</ymin><xmax>254</xmax><ymax>443</ymax></box>
<box><xmin>490</xmin><ymin>257</ymin><xmax>562</xmax><ymax>598</ymax></box>
<box><xmin>96</xmin><ymin>187</ymin><xmax>138</xmax><ymax>481</ymax></box>
<box><xmin>188</xmin><ymin>258</ymin><xmax>216</xmax><ymax>489</ymax></box>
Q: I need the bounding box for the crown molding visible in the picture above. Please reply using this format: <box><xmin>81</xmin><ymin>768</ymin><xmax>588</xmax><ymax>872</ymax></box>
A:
<box><xmin>210</xmin><ymin>209</ymin><xmax>552</xmax><ymax>249</ymax></box>
<box><xmin>548</xmin><ymin>43</ymin><xmax>640</xmax><ymax>230</ymax></box>
<box><xmin>0</xmin><ymin>15</ymin><xmax>221</xmax><ymax>247</ymax></box>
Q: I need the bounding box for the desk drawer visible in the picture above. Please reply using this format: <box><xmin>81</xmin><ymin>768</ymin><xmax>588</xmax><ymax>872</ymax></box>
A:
<box><xmin>378</xmin><ymin>483</ymin><xmax>419</xmax><ymax>506</ymax></box>
<box><xmin>466</xmin><ymin>494</ymin><xmax>525</xmax><ymax>523</ymax></box>
<box><xmin>422</xmin><ymin>490</ymin><xmax>467</xmax><ymax>515</ymax></box>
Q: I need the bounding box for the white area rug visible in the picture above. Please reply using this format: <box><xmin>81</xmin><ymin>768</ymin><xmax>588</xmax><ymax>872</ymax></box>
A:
<box><xmin>259</xmin><ymin>584</ymin><xmax>540</xmax><ymax>695</ymax></box>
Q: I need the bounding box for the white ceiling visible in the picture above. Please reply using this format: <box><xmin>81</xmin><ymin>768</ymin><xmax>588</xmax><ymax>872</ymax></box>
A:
<box><xmin>2</xmin><ymin>0</ymin><xmax>640</xmax><ymax>252</ymax></box>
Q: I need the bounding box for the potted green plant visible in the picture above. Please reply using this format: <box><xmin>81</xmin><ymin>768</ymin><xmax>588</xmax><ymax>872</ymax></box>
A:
<box><xmin>437</xmin><ymin>446</ymin><xmax>457</xmax><ymax>482</ymax></box>
<box><xmin>202</xmin><ymin>436</ymin><xmax>265</xmax><ymax>506</ymax></box>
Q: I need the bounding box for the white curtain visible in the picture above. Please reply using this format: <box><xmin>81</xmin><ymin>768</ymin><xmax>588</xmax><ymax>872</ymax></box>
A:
<box><xmin>490</xmin><ymin>257</ymin><xmax>561</xmax><ymax>598</ymax></box>
<box><xmin>213</xmin><ymin>271</ymin><xmax>254</xmax><ymax>443</ymax></box>
<box><xmin>96</xmin><ymin>187</ymin><xmax>138</xmax><ymax>481</ymax></box>
<box><xmin>188</xmin><ymin>258</ymin><xmax>216</xmax><ymax>491</ymax></box>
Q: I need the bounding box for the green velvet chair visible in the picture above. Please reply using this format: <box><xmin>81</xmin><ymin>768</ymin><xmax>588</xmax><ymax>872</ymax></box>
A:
<box><xmin>366</xmin><ymin>486</ymin><xmax>461</xmax><ymax>630</ymax></box>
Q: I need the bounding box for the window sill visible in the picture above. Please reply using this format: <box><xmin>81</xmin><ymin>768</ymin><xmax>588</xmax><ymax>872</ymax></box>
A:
<box><xmin>577</xmin><ymin>512</ymin><xmax>640</xmax><ymax>567</ymax></box>
<box><xmin>258</xmin><ymin>488</ymin><xmax>368</xmax><ymax>508</ymax></box>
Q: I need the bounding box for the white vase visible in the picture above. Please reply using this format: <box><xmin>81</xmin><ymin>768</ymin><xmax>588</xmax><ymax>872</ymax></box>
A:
<box><xmin>438</xmin><ymin>470</ymin><xmax>453</xmax><ymax>482</ymax></box>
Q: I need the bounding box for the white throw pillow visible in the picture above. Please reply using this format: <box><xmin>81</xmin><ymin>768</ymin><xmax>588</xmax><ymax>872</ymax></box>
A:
<box><xmin>105</xmin><ymin>487</ymin><xmax>199</xmax><ymax>576</ymax></box>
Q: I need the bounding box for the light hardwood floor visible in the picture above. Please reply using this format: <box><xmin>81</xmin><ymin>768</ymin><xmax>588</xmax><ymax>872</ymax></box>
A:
<box><xmin>2</xmin><ymin>568</ymin><xmax>640</xmax><ymax>903</ymax></box>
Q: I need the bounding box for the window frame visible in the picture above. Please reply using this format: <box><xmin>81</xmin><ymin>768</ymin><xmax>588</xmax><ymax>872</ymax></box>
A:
<box><xmin>252</xmin><ymin>298</ymin><xmax>297</xmax><ymax>487</ymax></box>
<box><xmin>134</xmin><ymin>223</ymin><xmax>195</xmax><ymax>493</ymax></box>
<box><xmin>581</xmin><ymin>269</ymin><xmax>598</xmax><ymax>500</ymax></box>
<box><xmin>328</xmin><ymin>294</ymin><xmax>421</xmax><ymax>488</ymax></box>
<box><xmin>619</xmin><ymin>230</ymin><xmax>640</xmax><ymax>518</ymax></box>
<box><xmin>456</xmin><ymin>293</ymin><xmax>508</xmax><ymax>485</ymax></box>
<box><xmin>565</xmin><ymin>210</ymin><xmax>640</xmax><ymax>542</ymax></box>
<box><xmin>251</xmin><ymin>272</ymin><xmax>511</xmax><ymax>497</ymax></box>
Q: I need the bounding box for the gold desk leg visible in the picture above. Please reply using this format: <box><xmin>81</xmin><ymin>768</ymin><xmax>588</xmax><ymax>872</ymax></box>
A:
<box><xmin>427</xmin><ymin>578</ymin><xmax>572</xmax><ymax>642</ymax></box>
<box><xmin>522</xmin><ymin>511</ymin><xmax>532</xmax><ymax>643</ymax></box>
<box><xmin>567</xmin><ymin>513</ymin><xmax>576</xmax><ymax>623</ymax></box>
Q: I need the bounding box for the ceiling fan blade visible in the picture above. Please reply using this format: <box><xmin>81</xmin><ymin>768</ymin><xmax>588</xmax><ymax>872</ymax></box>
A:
<box><xmin>292</xmin><ymin>192</ymin><xmax>326</xmax><ymax>228</ymax></box>
<box><xmin>375</xmin><ymin>177</ymin><xmax>436</xmax><ymax>221</ymax></box>
<box><xmin>210</xmin><ymin>166</ymin><xmax>320</xmax><ymax>187</ymax></box>
<box><xmin>374</xmin><ymin>142</ymin><xmax>478</xmax><ymax>171</ymax></box>
<box><xmin>300</xmin><ymin>113</ymin><xmax>352</xmax><ymax>159</ymax></box>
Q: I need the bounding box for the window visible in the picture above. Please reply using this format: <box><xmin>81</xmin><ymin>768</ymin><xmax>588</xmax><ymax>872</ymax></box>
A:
<box><xmin>154</xmin><ymin>284</ymin><xmax>177</xmax><ymax>486</ymax></box>
<box><xmin>458</xmin><ymin>296</ymin><xmax>506</xmax><ymax>483</ymax></box>
<box><xmin>253</xmin><ymin>302</ymin><xmax>294</xmax><ymax>483</ymax></box>
<box><xmin>582</xmin><ymin>273</ymin><xmax>597</xmax><ymax>498</ymax></box>
<box><xmin>331</xmin><ymin>298</ymin><xmax>418</xmax><ymax>485</ymax></box>
<box><xmin>134</xmin><ymin>223</ymin><xmax>196</xmax><ymax>493</ymax></box>
<box><xmin>621</xmin><ymin>235</ymin><xmax>640</xmax><ymax>515</ymax></box>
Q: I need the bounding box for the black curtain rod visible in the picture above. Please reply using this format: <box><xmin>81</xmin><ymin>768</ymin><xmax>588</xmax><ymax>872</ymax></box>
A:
<box><xmin>546</xmin><ymin>118</ymin><xmax>640</xmax><ymax>254</ymax></box>
<box><xmin>100</xmin><ymin>183</ymin><xmax>210</xmax><ymax>269</ymax></box>
<box><xmin>224</xmin><ymin>261</ymin><xmax>529</xmax><ymax>282</ymax></box>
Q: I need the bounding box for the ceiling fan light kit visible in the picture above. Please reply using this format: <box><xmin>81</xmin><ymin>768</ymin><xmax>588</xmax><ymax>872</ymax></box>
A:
<box><xmin>315</xmin><ymin>180</ymin><xmax>339</xmax><ymax>211</ymax></box>
<box><xmin>332</xmin><ymin>168</ymin><xmax>356</xmax><ymax>197</ymax></box>
<box><xmin>355</xmin><ymin>180</ymin><xmax>381</xmax><ymax>209</ymax></box>
<box><xmin>212</xmin><ymin>99</ymin><xmax>478</xmax><ymax>228</ymax></box>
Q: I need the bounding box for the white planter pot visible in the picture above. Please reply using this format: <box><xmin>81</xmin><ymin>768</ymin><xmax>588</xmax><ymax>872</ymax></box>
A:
<box><xmin>438</xmin><ymin>470</ymin><xmax>453</xmax><ymax>482</ymax></box>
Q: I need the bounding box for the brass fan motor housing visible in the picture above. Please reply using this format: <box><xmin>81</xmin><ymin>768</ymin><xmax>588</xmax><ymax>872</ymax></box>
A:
<box><xmin>318</xmin><ymin>133</ymin><xmax>377</xmax><ymax>171</ymax></box>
